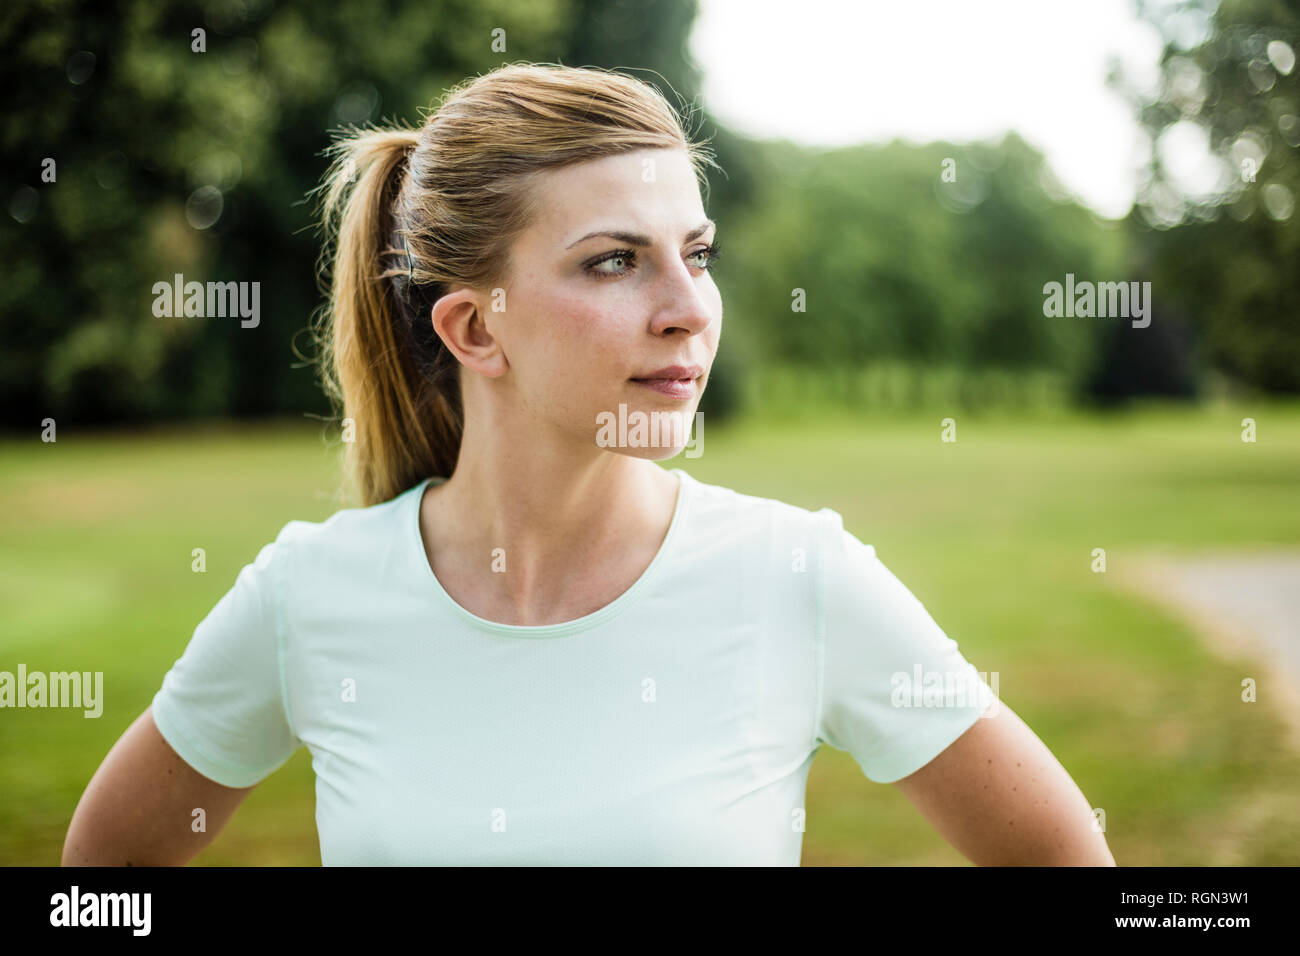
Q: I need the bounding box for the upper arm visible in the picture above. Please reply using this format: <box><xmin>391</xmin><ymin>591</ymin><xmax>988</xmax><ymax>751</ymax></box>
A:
<box><xmin>814</xmin><ymin>512</ymin><xmax>1002</xmax><ymax>782</ymax></box>
<box><xmin>62</xmin><ymin>706</ymin><xmax>256</xmax><ymax>866</ymax></box>
<box><xmin>891</xmin><ymin>701</ymin><xmax>1116</xmax><ymax>866</ymax></box>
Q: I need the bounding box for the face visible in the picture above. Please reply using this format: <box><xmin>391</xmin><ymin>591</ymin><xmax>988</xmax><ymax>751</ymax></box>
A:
<box><xmin>486</xmin><ymin>147</ymin><xmax>722</xmax><ymax>460</ymax></box>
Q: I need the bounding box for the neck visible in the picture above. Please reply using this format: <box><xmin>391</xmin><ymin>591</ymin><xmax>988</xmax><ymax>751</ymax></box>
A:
<box><xmin>423</xmin><ymin>399</ymin><xmax>681</xmax><ymax>620</ymax></box>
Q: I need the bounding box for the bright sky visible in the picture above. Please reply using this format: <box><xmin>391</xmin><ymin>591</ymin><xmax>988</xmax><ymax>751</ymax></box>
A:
<box><xmin>689</xmin><ymin>0</ymin><xmax>1178</xmax><ymax>219</ymax></box>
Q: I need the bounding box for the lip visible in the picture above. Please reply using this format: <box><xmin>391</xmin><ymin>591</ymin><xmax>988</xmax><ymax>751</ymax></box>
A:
<box><xmin>629</xmin><ymin>364</ymin><xmax>703</xmax><ymax>401</ymax></box>
<box><xmin>631</xmin><ymin>364</ymin><xmax>704</xmax><ymax>381</ymax></box>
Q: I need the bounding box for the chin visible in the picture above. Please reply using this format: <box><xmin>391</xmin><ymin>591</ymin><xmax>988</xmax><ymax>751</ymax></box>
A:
<box><xmin>608</xmin><ymin>443</ymin><xmax>690</xmax><ymax>462</ymax></box>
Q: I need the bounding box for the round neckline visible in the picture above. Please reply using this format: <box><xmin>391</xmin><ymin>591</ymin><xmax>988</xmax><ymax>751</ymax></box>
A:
<box><xmin>407</xmin><ymin>468</ymin><xmax>693</xmax><ymax>637</ymax></box>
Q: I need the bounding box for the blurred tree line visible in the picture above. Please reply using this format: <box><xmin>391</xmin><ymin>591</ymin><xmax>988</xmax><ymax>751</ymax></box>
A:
<box><xmin>1</xmin><ymin>0</ymin><xmax>1296</xmax><ymax>434</ymax></box>
<box><xmin>1111</xmin><ymin>0</ymin><xmax>1300</xmax><ymax>398</ymax></box>
<box><xmin>714</xmin><ymin>134</ymin><xmax>1126</xmax><ymax>411</ymax></box>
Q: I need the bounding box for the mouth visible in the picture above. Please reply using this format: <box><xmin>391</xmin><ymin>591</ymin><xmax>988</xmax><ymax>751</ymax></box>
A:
<box><xmin>629</xmin><ymin>374</ymin><xmax>700</xmax><ymax>401</ymax></box>
<box><xmin>629</xmin><ymin>364</ymin><xmax>703</xmax><ymax>400</ymax></box>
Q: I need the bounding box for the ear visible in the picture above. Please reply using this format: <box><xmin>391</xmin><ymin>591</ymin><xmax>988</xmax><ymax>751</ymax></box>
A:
<box><xmin>430</xmin><ymin>287</ymin><xmax>509</xmax><ymax>378</ymax></box>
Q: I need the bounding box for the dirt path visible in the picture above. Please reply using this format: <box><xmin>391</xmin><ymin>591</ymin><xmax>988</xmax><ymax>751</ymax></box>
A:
<box><xmin>1118</xmin><ymin>550</ymin><xmax>1300</xmax><ymax>750</ymax></box>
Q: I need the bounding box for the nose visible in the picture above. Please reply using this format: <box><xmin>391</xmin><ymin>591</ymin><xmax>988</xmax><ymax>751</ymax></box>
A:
<box><xmin>648</xmin><ymin>256</ymin><xmax>715</xmax><ymax>337</ymax></box>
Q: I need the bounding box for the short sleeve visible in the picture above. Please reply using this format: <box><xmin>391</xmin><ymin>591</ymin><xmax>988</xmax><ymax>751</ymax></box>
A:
<box><xmin>814</xmin><ymin>509</ymin><xmax>994</xmax><ymax>783</ymax></box>
<box><xmin>150</xmin><ymin>525</ymin><xmax>301</xmax><ymax>787</ymax></box>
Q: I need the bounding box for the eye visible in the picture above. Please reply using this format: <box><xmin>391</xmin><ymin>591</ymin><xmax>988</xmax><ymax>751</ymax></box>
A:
<box><xmin>585</xmin><ymin>249</ymin><xmax>636</xmax><ymax>278</ymax></box>
<box><xmin>688</xmin><ymin>242</ymin><xmax>722</xmax><ymax>270</ymax></box>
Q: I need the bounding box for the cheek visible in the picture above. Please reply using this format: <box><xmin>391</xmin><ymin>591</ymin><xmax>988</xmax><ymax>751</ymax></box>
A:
<box><xmin>510</xmin><ymin>287</ymin><xmax>626</xmax><ymax>383</ymax></box>
<box><xmin>542</xmin><ymin>290</ymin><xmax>628</xmax><ymax>352</ymax></box>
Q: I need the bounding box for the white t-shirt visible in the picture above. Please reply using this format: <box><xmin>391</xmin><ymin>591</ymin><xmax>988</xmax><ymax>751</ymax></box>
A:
<box><xmin>151</xmin><ymin>467</ymin><xmax>994</xmax><ymax>865</ymax></box>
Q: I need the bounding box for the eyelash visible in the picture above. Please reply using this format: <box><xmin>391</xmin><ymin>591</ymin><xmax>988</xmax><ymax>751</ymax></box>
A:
<box><xmin>585</xmin><ymin>242</ymin><xmax>723</xmax><ymax>279</ymax></box>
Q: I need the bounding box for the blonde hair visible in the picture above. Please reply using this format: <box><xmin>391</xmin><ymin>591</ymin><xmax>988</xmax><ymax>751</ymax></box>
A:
<box><xmin>311</xmin><ymin>62</ymin><xmax>719</xmax><ymax>508</ymax></box>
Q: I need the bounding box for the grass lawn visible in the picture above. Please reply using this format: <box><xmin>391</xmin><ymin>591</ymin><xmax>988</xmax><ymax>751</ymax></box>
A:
<box><xmin>2</xmin><ymin>400</ymin><xmax>1297</xmax><ymax>865</ymax></box>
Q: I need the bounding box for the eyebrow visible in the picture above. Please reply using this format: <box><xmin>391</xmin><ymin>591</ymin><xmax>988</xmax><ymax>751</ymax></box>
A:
<box><xmin>566</xmin><ymin>220</ymin><xmax>715</xmax><ymax>249</ymax></box>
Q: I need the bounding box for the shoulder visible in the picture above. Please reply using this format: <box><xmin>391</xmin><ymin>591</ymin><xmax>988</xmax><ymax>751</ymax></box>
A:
<box><xmin>264</xmin><ymin>479</ymin><xmax>426</xmax><ymax>573</ymax></box>
<box><xmin>676</xmin><ymin>469</ymin><xmax>845</xmax><ymax>553</ymax></box>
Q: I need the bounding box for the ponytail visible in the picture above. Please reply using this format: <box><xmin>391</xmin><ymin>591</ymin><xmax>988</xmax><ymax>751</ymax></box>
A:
<box><xmin>314</xmin><ymin>127</ymin><xmax>462</xmax><ymax>508</ymax></box>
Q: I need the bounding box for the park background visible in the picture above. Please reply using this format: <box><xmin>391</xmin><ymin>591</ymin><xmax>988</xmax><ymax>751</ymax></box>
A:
<box><xmin>1</xmin><ymin>0</ymin><xmax>1298</xmax><ymax>864</ymax></box>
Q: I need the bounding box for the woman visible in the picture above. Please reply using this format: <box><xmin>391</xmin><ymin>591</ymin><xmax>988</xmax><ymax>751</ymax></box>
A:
<box><xmin>62</xmin><ymin>62</ymin><xmax>1115</xmax><ymax>866</ymax></box>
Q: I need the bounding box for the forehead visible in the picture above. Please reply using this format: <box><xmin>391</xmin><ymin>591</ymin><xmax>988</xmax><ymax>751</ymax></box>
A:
<box><xmin>521</xmin><ymin>148</ymin><xmax>704</xmax><ymax>242</ymax></box>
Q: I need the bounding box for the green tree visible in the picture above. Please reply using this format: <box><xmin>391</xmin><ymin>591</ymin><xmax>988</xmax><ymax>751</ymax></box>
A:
<box><xmin>1117</xmin><ymin>0</ymin><xmax>1300</xmax><ymax>393</ymax></box>
<box><xmin>714</xmin><ymin>134</ymin><xmax>1122</xmax><ymax>398</ymax></box>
